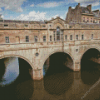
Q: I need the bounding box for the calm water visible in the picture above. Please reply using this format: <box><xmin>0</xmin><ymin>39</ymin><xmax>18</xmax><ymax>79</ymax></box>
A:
<box><xmin>0</xmin><ymin>62</ymin><xmax>100</xmax><ymax>100</ymax></box>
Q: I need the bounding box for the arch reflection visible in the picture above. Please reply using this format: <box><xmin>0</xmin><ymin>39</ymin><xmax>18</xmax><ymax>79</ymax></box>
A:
<box><xmin>44</xmin><ymin>66</ymin><xmax>74</xmax><ymax>95</ymax></box>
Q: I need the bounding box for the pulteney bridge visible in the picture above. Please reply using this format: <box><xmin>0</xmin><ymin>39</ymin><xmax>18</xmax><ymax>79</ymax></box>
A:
<box><xmin>0</xmin><ymin>17</ymin><xmax>100</xmax><ymax>81</ymax></box>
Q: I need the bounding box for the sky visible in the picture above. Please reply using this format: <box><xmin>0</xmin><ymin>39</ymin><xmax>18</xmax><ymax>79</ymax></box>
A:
<box><xmin>0</xmin><ymin>0</ymin><xmax>100</xmax><ymax>21</ymax></box>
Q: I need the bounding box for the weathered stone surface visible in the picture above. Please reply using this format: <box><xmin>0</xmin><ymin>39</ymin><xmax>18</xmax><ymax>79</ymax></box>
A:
<box><xmin>0</xmin><ymin>16</ymin><xmax>100</xmax><ymax>80</ymax></box>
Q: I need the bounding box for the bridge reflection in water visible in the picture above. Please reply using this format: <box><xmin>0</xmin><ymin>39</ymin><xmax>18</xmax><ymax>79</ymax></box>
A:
<box><xmin>0</xmin><ymin>56</ymin><xmax>100</xmax><ymax>100</ymax></box>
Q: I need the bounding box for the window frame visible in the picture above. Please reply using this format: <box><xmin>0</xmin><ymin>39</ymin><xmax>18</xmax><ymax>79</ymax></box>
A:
<box><xmin>5</xmin><ymin>36</ymin><xmax>9</xmax><ymax>43</ymax></box>
<box><xmin>91</xmin><ymin>34</ymin><xmax>93</xmax><ymax>39</ymax></box>
<box><xmin>82</xmin><ymin>34</ymin><xmax>84</xmax><ymax>40</ymax></box>
<box><xmin>76</xmin><ymin>35</ymin><xmax>78</xmax><ymax>40</ymax></box>
<box><xmin>34</xmin><ymin>36</ymin><xmax>38</xmax><ymax>42</ymax></box>
<box><xmin>43</xmin><ymin>36</ymin><xmax>46</xmax><ymax>42</ymax></box>
<box><xmin>65</xmin><ymin>35</ymin><xmax>67</xmax><ymax>40</ymax></box>
<box><xmin>50</xmin><ymin>35</ymin><xmax>52</xmax><ymax>41</ymax></box>
<box><xmin>70</xmin><ymin>35</ymin><xmax>72</xmax><ymax>40</ymax></box>
<box><xmin>26</xmin><ymin>36</ymin><xmax>29</xmax><ymax>42</ymax></box>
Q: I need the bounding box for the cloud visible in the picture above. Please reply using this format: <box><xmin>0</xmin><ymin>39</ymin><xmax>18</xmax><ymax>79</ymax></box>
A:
<box><xmin>0</xmin><ymin>0</ymin><xmax>26</xmax><ymax>12</ymax></box>
<box><xmin>30</xmin><ymin>4</ymin><xmax>34</xmax><ymax>7</ymax></box>
<box><xmin>37</xmin><ymin>1</ymin><xmax>64</xmax><ymax>8</ymax></box>
<box><xmin>1</xmin><ymin>15</ymin><xmax>4</xmax><ymax>19</ymax></box>
<box><xmin>74</xmin><ymin>0</ymin><xmax>100</xmax><ymax>6</ymax></box>
<box><xmin>48</xmin><ymin>15</ymin><xmax>64</xmax><ymax>20</ymax></box>
<box><xmin>14</xmin><ymin>11</ymin><xmax>46</xmax><ymax>21</ymax></box>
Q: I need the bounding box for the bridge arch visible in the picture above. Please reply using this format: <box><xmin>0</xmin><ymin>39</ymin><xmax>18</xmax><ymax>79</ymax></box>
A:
<box><xmin>43</xmin><ymin>50</ymin><xmax>74</xmax><ymax>70</ymax></box>
<box><xmin>80</xmin><ymin>47</ymin><xmax>100</xmax><ymax>70</ymax></box>
<box><xmin>0</xmin><ymin>54</ymin><xmax>33</xmax><ymax>69</ymax></box>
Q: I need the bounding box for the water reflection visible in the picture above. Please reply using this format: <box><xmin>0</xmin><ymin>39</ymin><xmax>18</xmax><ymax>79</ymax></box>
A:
<box><xmin>81</xmin><ymin>60</ymin><xmax>100</xmax><ymax>85</ymax></box>
<box><xmin>43</xmin><ymin>64</ymin><xmax>74</xmax><ymax>95</ymax></box>
<box><xmin>0</xmin><ymin>58</ymin><xmax>100</xmax><ymax>100</ymax></box>
<box><xmin>0</xmin><ymin>74</ymin><xmax>34</xmax><ymax>100</ymax></box>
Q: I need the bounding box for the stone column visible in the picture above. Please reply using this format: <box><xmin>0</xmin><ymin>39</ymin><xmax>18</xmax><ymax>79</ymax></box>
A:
<box><xmin>32</xmin><ymin>58</ymin><xmax>43</xmax><ymax>80</ymax></box>
<box><xmin>33</xmin><ymin>69</ymin><xmax>43</xmax><ymax>80</ymax></box>
<box><xmin>73</xmin><ymin>61</ymin><xmax>81</xmax><ymax>71</ymax></box>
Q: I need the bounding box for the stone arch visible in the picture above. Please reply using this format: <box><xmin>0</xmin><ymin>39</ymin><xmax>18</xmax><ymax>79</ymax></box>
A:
<box><xmin>0</xmin><ymin>54</ymin><xmax>33</xmax><ymax>69</ymax></box>
<box><xmin>80</xmin><ymin>47</ymin><xmax>100</xmax><ymax>70</ymax></box>
<box><xmin>80</xmin><ymin>47</ymin><xmax>100</xmax><ymax>63</ymax></box>
<box><xmin>42</xmin><ymin>50</ymin><xmax>74</xmax><ymax>69</ymax></box>
<box><xmin>53</xmin><ymin>23</ymin><xmax>64</xmax><ymax>29</ymax></box>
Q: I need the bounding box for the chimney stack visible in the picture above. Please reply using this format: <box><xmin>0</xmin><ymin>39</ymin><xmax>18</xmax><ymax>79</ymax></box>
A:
<box><xmin>78</xmin><ymin>3</ymin><xmax>80</xmax><ymax>6</ymax></box>
<box><xmin>87</xmin><ymin>5</ymin><xmax>91</xmax><ymax>12</ymax></box>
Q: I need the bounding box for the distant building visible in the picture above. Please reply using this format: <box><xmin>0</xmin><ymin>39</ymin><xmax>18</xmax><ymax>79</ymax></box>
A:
<box><xmin>66</xmin><ymin>3</ymin><xmax>100</xmax><ymax>24</ymax></box>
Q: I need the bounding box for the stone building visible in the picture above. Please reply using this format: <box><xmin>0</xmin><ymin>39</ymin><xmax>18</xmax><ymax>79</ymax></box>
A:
<box><xmin>66</xmin><ymin>3</ymin><xmax>100</xmax><ymax>24</ymax></box>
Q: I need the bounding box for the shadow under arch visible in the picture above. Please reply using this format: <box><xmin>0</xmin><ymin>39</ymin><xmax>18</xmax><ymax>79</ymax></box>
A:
<box><xmin>0</xmin><ymin>55</ymin><xmax>33</xmax><ymax>85</ymax></box>
<box><xmin>0</xmin><ymin>55</ymin><xmax>34</xmax><ymax>100</ymax></box>
<box><xmin>43</xmin><ymin>51</ymin><xmax>74</xmax><ymax>96</ymax></box>
<box><xmin>43</xmin><ymin>51</ymin><xmax>74</xmax><ymax>75</ymax></box>
<box><xmin>80</xmin><ymin>48</ymin><xmax>100</xmax><ymax>85</ymax></box>
<box><xmin>43</xmin><ymin>50</ymin><xmax>74</xmax><ymax>68</ymax></box>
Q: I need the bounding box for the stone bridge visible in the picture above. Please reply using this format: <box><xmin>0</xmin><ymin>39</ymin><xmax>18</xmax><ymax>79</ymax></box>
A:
<box><xmin>0</xmin><ymin>17</ymin><xmax>100</xmax><ymax>80</ymax></box>
<box><xmin>0</xmin><ymin>40</ymin><xmax>100</xmax><ymax>80</ymax></box>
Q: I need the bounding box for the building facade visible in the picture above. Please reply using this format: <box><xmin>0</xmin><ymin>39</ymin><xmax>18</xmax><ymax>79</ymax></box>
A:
<box><xmin>66</xmin><ymin>3</ymin><xmax>100</xmax><ymax>24</ymax></box>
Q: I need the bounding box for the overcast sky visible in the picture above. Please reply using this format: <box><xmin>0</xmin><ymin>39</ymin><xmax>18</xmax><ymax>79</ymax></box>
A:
<box><xmin>0</xmin><ymin>0</ymin><xmax>100</xmax><ymax>21</ymax></box>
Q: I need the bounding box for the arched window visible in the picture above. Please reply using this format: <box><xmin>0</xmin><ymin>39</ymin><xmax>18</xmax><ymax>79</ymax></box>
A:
<box><xmin>56</xmin><ymin>26</ymin><xmax>60</xmax><ymax>41</ymax></box>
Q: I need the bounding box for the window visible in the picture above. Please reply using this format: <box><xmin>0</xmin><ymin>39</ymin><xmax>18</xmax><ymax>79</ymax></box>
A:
<box><xmin>25</xmin><ymin>25</ymin><xmax>28</xmax><ymax>27</ymax></box>
<box><xmin>65</xmin><ymin>35</ymin><xmax>67</xmax><ymax>40</ymax></box>
<box><xmin>70</xmin><ymin>35</ymin><xmax>72</xmax><ymax>40</ymax></box>
<box><xmin>50</xmin><ymin>35</ymin><xmax>52</xmax><ymax>41</ymax></box>
<box><xmin>83</xmin><ymin>17</ymin><xmax>85</xmax><ymax>22</ymax></box>
<box><xmin>35</xmin><ymin>53</ymin><xmax>39</xmax><ymax>56</ymax></box>
<box><xmin>87</xmin><ymin>18</ymin><xmax>89</xmax><ymax>22</ymax></box>
<box><xmin>91</xmin><ymin>18</ymin><xmax>92</xmax><ymax>22</ymax></box>
<box><xmin>54</xmin><ymin>32</ymin><xmax>55</xmax><ymax>41</ymax></box>
<box><xmin>82</xmin><ymin>35</ymin><xmax>84</xmax><ymax>40</ymax></box>
<box><xmin>5</xmin><ymin>36</ymin><xmax>9</xmax><ymax>43</ymax></box>
<box><xmin>26</xmin><ymin>36</ymin><xmax>29</xmax><ymax>42</ymax></box>
<box><xmin>91</xmin><ymin>34</ymin><xmax>93</xmax><ymax>39</ymax></box>
<box><xmin>34</xmin><ymin>36</ymin><xmax>38</xmax><ymax>42</ymax></box>
<box><xmin>69</xmin><ymin>26</ymin><xmax>72</xmax><ymax>28</ymax></box>
<box><xmin>42</xmin><ymin>25</ymin><xmax>45</xmax><ymax>27</ymax></box>
<box><xmin>4</xmin><ymin>24</ymin><xmax>8</xmax><ymax>27</ymax></box>
<box><xmin>43</xmin><ymin>36</ymin><xmax>46</xmax><ymax>42</ymax></box>
<box><xmin>56</xmin><ymin>27</ymin><xmax>60</xmax><ymax>41</ymax></box>
<box><xmin>76</xmin><ymin>35</ymin><xmax>78</xmax><ymax>40</ymax></box>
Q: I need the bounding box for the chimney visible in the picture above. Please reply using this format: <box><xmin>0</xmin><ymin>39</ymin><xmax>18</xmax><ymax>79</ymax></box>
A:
<box><xmin>78</xmin><ymin>3</ymin><xmax>80</xmax><ymax>6</ymax></box>
<box><xmin>87</xmin><ymin>5</ymin><xmax>91</xmax><ymax>12</ymax></box>
<box><xmin>69</xmin><ymin>6</ymin><xmax>72</xmax><ymax>11</ymax></box>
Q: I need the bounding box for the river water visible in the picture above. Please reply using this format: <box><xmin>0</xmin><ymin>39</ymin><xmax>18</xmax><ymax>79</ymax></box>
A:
<box><xmin>0</xmin><ymin>61</ymin><xmax>100</xmax><ymax>100</ymax></box>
